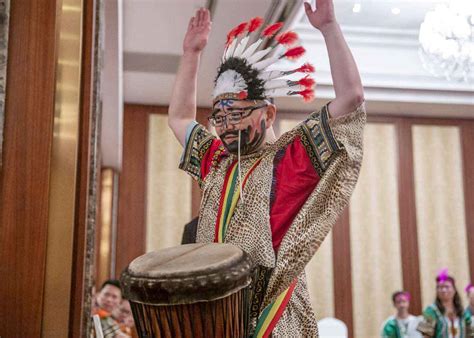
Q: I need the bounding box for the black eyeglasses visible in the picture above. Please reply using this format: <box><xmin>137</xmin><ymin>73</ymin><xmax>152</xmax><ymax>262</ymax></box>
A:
<box><xmin>208</xmin><ymin>104</ymin><xmax>268</xmax><ymax>127</ymax></box>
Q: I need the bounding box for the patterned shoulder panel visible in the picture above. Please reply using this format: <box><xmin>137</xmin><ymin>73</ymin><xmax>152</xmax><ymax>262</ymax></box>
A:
<box><xmin>296</xmin><ymin>103</ymin><xmax>341</xmax><ymax>176</ymax></box>
<box><xmin>179</xmin><ymin>123</ymin><xmax>215</xmax><ymax>183</ymax></box>
<box><xmin>417</xmin><ymin>304</ymin><xmax>441</xmax><ymax>337</ymax></box>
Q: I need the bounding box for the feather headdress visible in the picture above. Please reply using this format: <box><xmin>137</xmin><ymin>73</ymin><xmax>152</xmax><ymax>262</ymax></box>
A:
<box><xmin>213</xmin><ymin>17</ymin><xmax>316</xmax><ymax>103</ymax></box>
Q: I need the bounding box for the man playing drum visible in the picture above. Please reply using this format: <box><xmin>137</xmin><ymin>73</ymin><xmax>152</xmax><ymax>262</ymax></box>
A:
<box><xmin>168</xmin><ymin>1</ymin><xmax>365</xmax><ymax>336</ymax></box>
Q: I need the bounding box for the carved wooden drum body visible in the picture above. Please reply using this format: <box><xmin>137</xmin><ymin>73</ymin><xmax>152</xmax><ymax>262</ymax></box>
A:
<box><xmin>121</xmin><ymin>243</ymin><xmax>254</xmax><ymax>337</ymax></box>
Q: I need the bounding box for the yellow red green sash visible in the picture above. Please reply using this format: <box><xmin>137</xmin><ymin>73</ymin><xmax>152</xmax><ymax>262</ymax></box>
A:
<box><xmin>213</xmin><ymin>157</ymin><xmax>296</xmax><ymax>336</ymax></box>
<box><xmin>253</xmin><ymin>279</ymin><xmax>297</xmax><ymax>337</ymax></box>
<box><xmin>214</xmin><ymin>158</ymin><xmax>261</xmax><ymax>243</ymax></box>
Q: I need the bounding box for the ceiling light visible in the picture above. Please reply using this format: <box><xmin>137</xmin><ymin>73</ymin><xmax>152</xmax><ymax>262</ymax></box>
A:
<box><xmin>353</xmin><ymin>3</ymin><xmax>361</xmax><ymax>13</ymax></box>
<box><xmin>419</xmin><ymin>1</ymin><xmax>474</xmax><ymax>82</ymax></box>
<box><xmin>391</xmin><ymin>7</ymin><xmax>400</xmax><ymax>15</ymax></box>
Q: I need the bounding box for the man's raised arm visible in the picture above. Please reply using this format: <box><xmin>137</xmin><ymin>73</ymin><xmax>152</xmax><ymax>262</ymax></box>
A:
<box><xmin>168</xmin><ymin>8</ymin><xmax>211</xmax><ymax>146</ymax></box>
<box><xmin>304</xmin><ymin>1</ymin><xmax>364</xmax><ymax>118</ymax></box>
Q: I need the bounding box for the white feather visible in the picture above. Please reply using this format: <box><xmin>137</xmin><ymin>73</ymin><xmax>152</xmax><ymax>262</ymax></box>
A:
<box><xmin>264</xmin><ymin>81</ymin><xmax>305</xmax><ymax>91</ymax></box>
<box><xmin>224</xmin><ymin>38</ymin><xmax>238</xmax><ymax>60</ymax></box>
<box><xmin>264</xmin><ymin>87</ymin><xmax>299</xmax><ymax>97</ymax></box>
<box><xmin>246</xmin><ymin>46</ymin><xmax>273</xmax><ymax>65</ymax></box>
<box><xmin>233</xmin><ymin>36</ymin><xmax>250</xmax><ymax>58</ymax></box>
<box><xmin>212</xmin><ymin>70</ymin><xmax>247</xmax><ymax>99</ymax></box>
<box><xmin>241</xmin><ymin>38</ymin><xmax>264</xmax><ymax>59</ymax></box>
<box><xmin>263</xmin><ymin>79</ymin><xmax>290</xmax><ymax>90</ymax></box>
<box><xmin>253</xmin><ymin>54</ymin><xmax>279</xmax><ymax>70</ymax></box>
<box><xmin>253</xmin><ymin>45</ymin><xmax>286</xmax><ymax>70</ymax></box>
<box><xmin>259</xmin><ymin>70</ymin><xmax>289</xmax><ymax>81</ymax></box>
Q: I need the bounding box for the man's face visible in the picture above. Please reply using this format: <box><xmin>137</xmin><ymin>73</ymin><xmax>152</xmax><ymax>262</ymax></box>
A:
<box><xmin>394</xmin><ymin>295</ymin><xmax>410</xmax><ymax>313</ymax></box>
<box><xmin>211</xmin><ymin>99</ymin><xmax>272</xmax><ymax>155</ymax></box>
<box><xmin>96</xmin><ymin>284</ymin><xmax>122</xmax><ymax>313</ymax></box>
<box><xmin>437</xmin><ymin>281</ymin><xmax>455</xmax><ymax>302</ymax></box>
<box><xmin>113</xmin><ymin>300</ymin><xmax>134</xmax><ymax>327</ymax></box>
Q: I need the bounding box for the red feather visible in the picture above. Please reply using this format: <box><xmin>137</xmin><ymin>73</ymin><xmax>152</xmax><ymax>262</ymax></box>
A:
<box><xmin>226</xmin><ymin>28</ymin><xmax>236</xmax><ymax>45</ymax></box>
<box><xmin>299</xmin><ymin>88</ymin><xmax>315</xmax><ymax>102</ymax></box>
<box><xmin>234</xmin><ymin>22</ymin><xmax>248</xmax><ymax>37</ymax></box>
<box><xmin>283</xmin><ymin>46</ymin><xmax>306</xmax><ymax>59</ymax></box>
<box><xmin>276</xmin><ymin>31</ymin><xmax>298</xmax><ymax>46</ymax></box>
<box><xmin>295</xmin><ymin>63</ymin><xmax>315</xmax><ymax>73</ymax></box>
<box><xmin>248</xmin><ymin>17</ymin><xmax>264</xmax><ymax>33</ymax></box>
<box><xmin>262</xmin><ymin>22</ymin><xmax>284</xmax><ymax>37</ymax></box>
<box><xmin>298</xmin><ymin>76</ymin><xmax>315</xmax><ymax>88</ymax></box>
<box><xmin>226</xmin><ymin>22</ymin><xmax>248</xmax><ymax>46</ymax></box>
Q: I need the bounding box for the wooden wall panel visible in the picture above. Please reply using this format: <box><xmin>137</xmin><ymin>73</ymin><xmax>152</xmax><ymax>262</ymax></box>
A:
<box><xmin>332</xmin><ymin>206</ymin><xmax>353</xmax><ymax>337</ymax></box>
<box><xmin>462</xmin><ymin>121</ymin><xmax>474</xmax><ymax>283</ymax></box>
<box><xmin>396</xmin><ymin>120</ymin><xmax>422</xmax><ymax>314</ymax></box>
<box><xmin>69</xmin><ymin>0</ymin><xmax>96</xmax><ymax>336</ymax></box>
<box><xmin>0</xmin><ymin>0</ymin><xmax>59</xmax><ymax>336</ymax></box>
<box><xmin>115</xmin><ymin>105</ymin><xmax>149</xmax><ymax>276</ymax></box>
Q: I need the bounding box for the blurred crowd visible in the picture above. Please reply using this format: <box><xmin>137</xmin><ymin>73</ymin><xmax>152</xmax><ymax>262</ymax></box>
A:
<box><xmin>92</xmin><ymin>279</ymin><xmax>136</xmax><ymax>338</ymax></box>
<box><xmin>88</xmin><ymin>269</ymin><xmax>474</xmax><ymax>338</ymax></box>
<box><xmin>382</xmin><ymin>269</ymin><xmax>474</xmax><ymax>338</ymax></box>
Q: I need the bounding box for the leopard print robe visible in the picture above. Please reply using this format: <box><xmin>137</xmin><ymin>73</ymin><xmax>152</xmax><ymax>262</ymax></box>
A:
<box><xmin>180</xmin><ymin>102</ymin><xmax>366</xmax><ymax>337</ymax></box>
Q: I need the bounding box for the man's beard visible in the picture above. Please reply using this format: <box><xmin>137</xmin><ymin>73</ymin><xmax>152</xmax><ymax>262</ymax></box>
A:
<box><xmin>220</xmin><ymin>120</ymin><xmax>266</xmax><ymax>155</ymax></box>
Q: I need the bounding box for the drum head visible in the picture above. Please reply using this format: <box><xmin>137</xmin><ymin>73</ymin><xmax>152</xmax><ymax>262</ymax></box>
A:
<box><xmin>121</xmin><ymin>243</ymin><xmax>253</xmax><ymax>305</ymax></box>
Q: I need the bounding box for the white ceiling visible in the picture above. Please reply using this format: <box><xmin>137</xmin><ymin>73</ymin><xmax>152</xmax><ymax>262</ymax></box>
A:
<box><xmin>326</xmin><ymin>0</ymin><xmax>450</xmax><ymax>29</ymax></box>
<box><xmin>123</xmin><ymin>0</ymin><xmax>273</xmax><ymax>106</ymax></box>
<box><xmin>121</xmin><ymin>0</ymin><xmax>474</xmax><ymax>117</ymax></box>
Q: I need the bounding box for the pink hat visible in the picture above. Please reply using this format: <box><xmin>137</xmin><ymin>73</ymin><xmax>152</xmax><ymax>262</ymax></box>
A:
<box><xmin>436</xmin><ymin>268</ymin><xmax>456</xmax><ymax>285</ymax></box>
<box><xmin>465</xmin><ymin>283</ymin><xmax>474</xmax><ymax>293</ymax></box>
<box><xmin>396</xmin><ymin>292</ymin><xmax>411</xmax><ymax>301</ymax></box>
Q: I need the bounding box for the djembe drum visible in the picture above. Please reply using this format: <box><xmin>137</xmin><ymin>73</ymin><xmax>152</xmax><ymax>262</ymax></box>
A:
<box><xmin>121</xmin><ymin>243</ymin><xmax>254</xmax><ymax>338</ymax></box>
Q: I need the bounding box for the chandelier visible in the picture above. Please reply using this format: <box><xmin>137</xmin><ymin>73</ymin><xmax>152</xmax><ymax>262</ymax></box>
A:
<box><xmin>419</xmin><ymin>0</ymin><xmax>474</xmax><ymax>83</ymax></box>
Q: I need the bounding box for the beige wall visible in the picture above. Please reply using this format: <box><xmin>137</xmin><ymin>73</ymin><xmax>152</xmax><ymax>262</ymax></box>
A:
<box><xmin>350</xmin><ymin>123</ymin><xmax>403</xmax><ymax>337</ymax></box>
<box><xmin>413</xmin><ymin>125</ymin><xmax>470</xmax><ymax>308</ymax></box>
<box><xmin>147</xmin><ymin>114</ymin><xmax>192</xmax><ymax>251</ymax></box>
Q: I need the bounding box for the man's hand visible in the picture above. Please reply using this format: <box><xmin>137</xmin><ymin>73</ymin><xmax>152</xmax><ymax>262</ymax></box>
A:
<box><xmin>304</xmin><ymin>0</ymin><xmax>364</xmax><ymax>117</ymax></box>
<box><xmin>304</xmin><ymin>0</ymin><xmax>337</xmax><ymax>33</ymax></box>
<box><xmin>169</xmin><ymin>8</ymin><xmax>211</xmax><ymax>146</ymax></box>
<box><xmin>183</xmin><ymin>8</ymin><xmax>212</xmax><ymax>54</ymax></box>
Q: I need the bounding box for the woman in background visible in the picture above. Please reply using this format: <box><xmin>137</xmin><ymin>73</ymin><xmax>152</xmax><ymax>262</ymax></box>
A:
<box><xmin>417</xmin><ymin>269</ymin><xmax>472</xmax><ymax>338</ymax></box>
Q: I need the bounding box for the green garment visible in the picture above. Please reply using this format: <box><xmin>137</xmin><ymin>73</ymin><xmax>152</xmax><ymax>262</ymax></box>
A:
<box><xmin>382</xmin><ymin>317</ymin><xmax>402</xmax><ymax>338</ymax></box>
<box><xmin>419</xmin><ymin>304</ymin><xmax>472</xmax><ymax>338</ymax></box>
<box><xmin>465</xmin><ymin>307</ymin><xmax>474</xmax><ymax>336</ymax></box>
<box><xmin>465</xmin><ymin>307</ymin><xmax>473</xmax><ymax>322</ymax></box>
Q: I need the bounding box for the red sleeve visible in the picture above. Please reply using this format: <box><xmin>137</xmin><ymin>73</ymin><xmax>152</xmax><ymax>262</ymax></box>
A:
<box><xmin>270</xmin><ymin>136</ymin><xmax>320</xmax><ymax>252</ymax></box>
<box><xmin>200</xmin><ymin>139</ymin><xmax>226</xmax><ymax>181</ymax></box>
